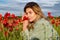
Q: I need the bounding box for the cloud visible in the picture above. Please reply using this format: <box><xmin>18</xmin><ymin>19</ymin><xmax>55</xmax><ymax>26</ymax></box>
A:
<box><xmin>0</xmin><ymin>0</ymin><xmax>60</xmax><ymax>16</ymax></box>
<box><xmin>0</xmin><ymin>0</ymin><xmax>21</xmax><ymax>14</ymax></box>
<box><xmin>15</xmin><ymin>0</ymin><xmax>60</xmax><ymax>6</ymax></box>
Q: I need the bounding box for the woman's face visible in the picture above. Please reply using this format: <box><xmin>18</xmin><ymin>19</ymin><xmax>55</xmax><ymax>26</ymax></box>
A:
<box><xmin>25</xmin><ymin>8</ymin><xmax>37</xmax><ymax>22</ymax></box>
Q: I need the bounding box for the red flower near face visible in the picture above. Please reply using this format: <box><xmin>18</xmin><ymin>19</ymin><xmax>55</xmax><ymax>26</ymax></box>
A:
<box><xmin>11</xmin><ymin>13</ymin><xmax>15</xmax><ymax>18</ymax></box>
<box><xmin>4</xmin><ymin>31</ymin><xmax>8</xmax><ymax>37</ymax></box>
<box><xmin>0</xmin><ymin>14</ymin><xmax>2</xmax><ymax>21</ymax></box>
<box><xmin>22</xmin><ymin>16</ymin><xmax>29</xmax><ymax>21</ymax></box>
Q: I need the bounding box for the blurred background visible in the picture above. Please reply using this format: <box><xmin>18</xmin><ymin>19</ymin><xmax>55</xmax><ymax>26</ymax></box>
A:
<box><xmin>0</xmin><ymin>0</ymin><xmax>60</xmax><ymax>16</ymax></box>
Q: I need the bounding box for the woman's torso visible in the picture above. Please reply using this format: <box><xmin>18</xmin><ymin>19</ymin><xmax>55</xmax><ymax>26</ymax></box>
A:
<box><xmin>23</xmin><ymin>18</ymin><xmax>59</xmax><ymax>40</ymax></box>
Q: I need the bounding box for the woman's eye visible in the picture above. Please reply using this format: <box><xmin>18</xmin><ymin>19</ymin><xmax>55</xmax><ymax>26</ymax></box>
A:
<box><xmin>29</xmin><ymin>12</ymin><xmax>32</xmax><ymax>14</ymax></box>
<box><xmin>26</xmin><ymin>13</ymin><xmax>28</xmax><ymax>15</ymax></box>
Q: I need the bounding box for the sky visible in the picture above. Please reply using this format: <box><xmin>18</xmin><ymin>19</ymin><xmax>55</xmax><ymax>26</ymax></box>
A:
<box><xmin>0</xmin><ymin>0</ymin><xmax>60</xmax><ymax>16</ymax></box>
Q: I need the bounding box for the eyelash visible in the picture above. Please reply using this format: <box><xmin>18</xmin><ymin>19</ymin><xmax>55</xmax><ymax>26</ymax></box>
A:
<box><xmin>29</xmin><ymin>12</ymin><xmax>32</xmax><ymax>14</ymax></box>
<box><xmin>26</xmin><ymin>12</ymin><xmax>32</xmax><ymax>15</ymax></box>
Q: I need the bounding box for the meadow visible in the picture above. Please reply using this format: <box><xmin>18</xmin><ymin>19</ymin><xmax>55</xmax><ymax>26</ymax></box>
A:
<box><xmin>0</xmin><ymin>12</ymin><xmax>60</xmax><ymax>40</ymax></box>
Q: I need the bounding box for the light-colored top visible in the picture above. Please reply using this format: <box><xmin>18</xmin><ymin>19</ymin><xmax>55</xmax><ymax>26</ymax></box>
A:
<box><xmin>22</xmin><ymin>18</ymin><xmax>59</xmax><ymax>40</ymax></box>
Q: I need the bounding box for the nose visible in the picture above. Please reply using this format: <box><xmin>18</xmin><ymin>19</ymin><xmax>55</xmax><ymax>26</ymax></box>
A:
<box><xmin>27</xmin><ymin>13</ymin><xmax>30</xmax><ymax>18</ymax></box>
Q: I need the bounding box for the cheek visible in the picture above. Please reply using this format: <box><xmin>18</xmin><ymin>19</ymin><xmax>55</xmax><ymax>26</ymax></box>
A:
<box><xmin>29</xmin><ymin>14</ymin><xmax>36</xmax><ymax>22</ymax></box>
<box><xmin>29</xmin><ymin>14</ymin><xmax>34</xmax><ymax>19</ymax></box>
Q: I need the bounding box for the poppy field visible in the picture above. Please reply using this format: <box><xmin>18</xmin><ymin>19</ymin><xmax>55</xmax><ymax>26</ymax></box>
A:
<box><xmin>0</xmin><ymin>12</ymin><xmax>28</xmax><ymax>40</ymax></box>
<box><xmin>0</xmin><ymin>12</ymin><xmax>60</xmax><ymax>40</ymax></box>
<box><xmin>48</xmin><ymin>12</ymin><xmax>60</xmax><ymax>36</ymax></box>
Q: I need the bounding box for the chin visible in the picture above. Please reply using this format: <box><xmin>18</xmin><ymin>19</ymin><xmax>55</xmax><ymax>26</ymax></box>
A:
<box><xmin>29</xmin><ymin>19</ymin><xmax>33</xmax><ymax>22</ymax></box>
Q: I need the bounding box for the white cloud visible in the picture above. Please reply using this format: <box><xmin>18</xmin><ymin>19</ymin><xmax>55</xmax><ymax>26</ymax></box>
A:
<box><xmin>0</xmin><ymin>0</ymin><xmax>60</xmax><ymax>16</ymax></box>
<box><xmin>15</xmin><ymin>0</ymin><xmax>60</xmax><ymax>6</ymax></box>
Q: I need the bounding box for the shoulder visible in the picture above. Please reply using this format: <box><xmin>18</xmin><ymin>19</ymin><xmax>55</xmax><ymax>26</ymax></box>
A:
<box><xmin>34</xmin><ymin>18</ymin><xmax>53</xmax><ymax>30</ymax></box>
<box><xmin>34</xmin><ymin>18</ymin><xmax>52</xmax><ymax>30</ymax></box>
<box><xmin>39</xmin><ymin>18</ymin><xmax>53</xmax><ymax>29</ymax></box>
<box><xmin>35</xmin><ymin>18</ymin><xmax>51</xmax><ymax>25</ymax></box>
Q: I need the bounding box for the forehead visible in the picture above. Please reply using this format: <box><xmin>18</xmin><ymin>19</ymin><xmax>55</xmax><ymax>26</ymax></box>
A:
<box><xmin>26</xmin><ymin>8</ymin><xmax>33</xmax><ymax>12</ymax></box>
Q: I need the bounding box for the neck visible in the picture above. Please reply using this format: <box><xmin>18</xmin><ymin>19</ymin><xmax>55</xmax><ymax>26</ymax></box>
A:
<box><xmin>31</xmin><ymin>15</ymin><xmax>41</xmax><ymax>23</ymax></box>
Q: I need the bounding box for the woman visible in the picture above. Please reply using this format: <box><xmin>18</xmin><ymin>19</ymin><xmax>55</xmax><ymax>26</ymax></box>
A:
<box><xmin>22</xmin><ymin>2</ymin><xmax>59</xmax><ymax>40</ymax></box>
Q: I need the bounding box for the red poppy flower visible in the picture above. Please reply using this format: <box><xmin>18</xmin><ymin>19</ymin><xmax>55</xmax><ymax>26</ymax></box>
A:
<box><xmin>0</xmin><ymin>14</ymin><xmax>2</xmax><ymax>21</ymax></box>
<box><xmin>15</xmin><ymin>16</ymin><xmax>18</xmax><ymax>18</ymax></box>
<box><xmin>12</xmin><ymin>23</ymin><xmax>16</xmax><ymax>27</ymax></box>
<box><xmin>51</xmin><ymin>19</ymin><xmax>55</xmax><ymax>24</ymax></box>
<box><xmin>2</xmin><ymin>19</ymin><xmax>7</xmax><ymax>24</ymax></box>
<box><xmin>50</xmin><ymin>16</ymin><xmax>54</xmax><ymax>19</ymax></box>
<box><xmin>15</xmin><ymin>20</ymin><xmax>19</xmax><ymax>26</ymax></box>
<box><xmin>11</xmin><ymin>13</ymin><xmax>15</xmax><ymax>18</ymax></box>
<box><xmin>9</xmin><ymin>28</ymin><xmax>13</xmax><ymax>32</ymax></box>
<box><xmin>8</xmin><ymin>23</ymin><xmax>13</xmax><ymax>28</ymax></box>
<box><xmin>4</xmin><ymin>31</ymin><xmax>8</xmax><ymax>37</ymax></box>
<box><xmin>18</xmin><ymin>18</ymin><xmax>22</xmax><ymax>22</ymax></box>
<box><xmin>2</xmin><ymin>19</ymin><xmax>9</xmax><ymax>28</ymax></box>
<box><xmin>22</xmin><ymin>16</ymin><xmax>29</xmax><ymax>21</ymax></box>
<box><xmin>4</xmin><ymin>12</ymin><xmax>10</xmax><ymax>19</ymax></box>
<box><xmin>48</xmin><ymin>12</ymin><xmax>51</xmax><ymax>16</ymax></box>
<box><xmin>12</xmin><ymin>20</ymin><xmax>19</xmax><ymax>27</ymax></box>
<box><xmin>16</xmin><ymin>19</ymin><xmax>20</xmax><ymax>23</ymax></box>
